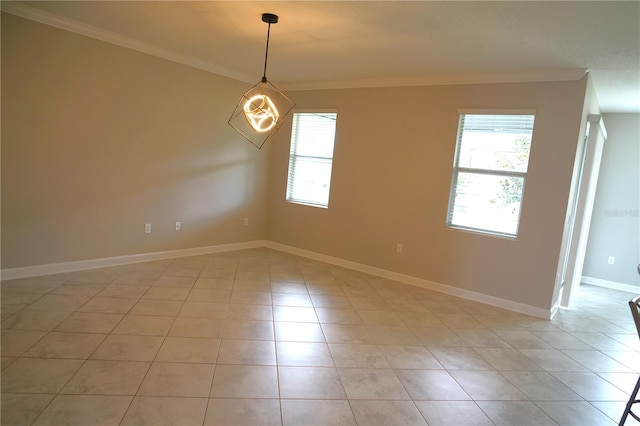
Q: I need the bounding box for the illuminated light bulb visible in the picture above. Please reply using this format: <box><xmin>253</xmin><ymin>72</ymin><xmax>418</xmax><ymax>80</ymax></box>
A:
<box><xmin>243</xmin><ymin>94</ymin><xmax>280</xmax><ymax>133</ymax></box>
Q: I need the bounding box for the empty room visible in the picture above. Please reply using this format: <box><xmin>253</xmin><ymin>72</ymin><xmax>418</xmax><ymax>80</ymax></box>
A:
<box><xmin>2</xmin><ymin>1</ymin><xmax>639</xmax><ymax>425</ymax></box>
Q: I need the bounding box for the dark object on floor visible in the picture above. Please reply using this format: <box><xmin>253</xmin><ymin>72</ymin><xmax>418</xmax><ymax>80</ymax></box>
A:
<box><xmin>619</xmin><ymin>295</ymin><xmax>640</xmax><ymax>425</ymax></box>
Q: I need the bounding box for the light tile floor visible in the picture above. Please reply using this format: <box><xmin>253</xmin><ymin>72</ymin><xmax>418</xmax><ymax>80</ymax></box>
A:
<box><xmin>1</xmin><ymin>248</ymin><xmax>639</xmax><ymax>425</ymax></box>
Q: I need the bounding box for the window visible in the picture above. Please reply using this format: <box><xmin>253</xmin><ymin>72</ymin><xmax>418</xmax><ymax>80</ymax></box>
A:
<box><xmin>447</xmin><ymin>112</ymin><xmax>535</xmax><ymax>237</ymax></box>
<box><xmin>286</xmin><ymin>111</ymin><xmax>338</xmax><ymax>208</ymax></box>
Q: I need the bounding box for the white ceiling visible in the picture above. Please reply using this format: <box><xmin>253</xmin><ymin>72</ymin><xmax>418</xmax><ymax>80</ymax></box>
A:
<box><xmin>4</xmin><ymin>1</ymin><xmax>640</xmax><ymax>112</ymax></box>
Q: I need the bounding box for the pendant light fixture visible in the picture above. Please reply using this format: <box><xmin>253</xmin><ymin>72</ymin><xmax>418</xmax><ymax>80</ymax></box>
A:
<box><xmin>228</xmin><ymin>13</ymin><xmax>295</xmax><ymax>149</ymax></box>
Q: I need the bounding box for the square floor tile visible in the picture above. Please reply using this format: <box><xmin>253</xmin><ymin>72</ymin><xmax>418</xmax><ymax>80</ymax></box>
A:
<box><xmin>121</xmin><ymin>396</ymin><xmax>208</xmax><ymax>426</ymax></box>
<box><xmin>411</xmin><ymin>327</ymin><xmax>468</xmax><ymax>347</ymax></box>
<box><xmin>476</xmin><ymin>401</ymin><xmax>557</xmax><ymax>425</ymax></box>
<box><xmin>169</xmin><ymin>317</ymin><xmax>225</xmax><ymax>338</ymax></box>
<box><xmin>276</xmin><ymin>322</ymin><xmax>325</xmax><ymax>342</ymax></box>
<box><xmin>474</xmin><ymin>347</ymin><xmax>544</xmax><ymax>371</ymax></box>
<box><xmin>2</xmin><ymin>309</ymin><xmax>72</xmax><ymax>331</ymax></box>
<box><xmin>61</xmin><ymin>360</ymin><xmax>150</xmax><ymax>395</ymax></box>
<box><xmin>112</xmin><ymin>275</ymin><xmax>158</xmax><ymax>286</ymax></box>
<box><xmin>454</xmin><ymin>329</ymin><xmax>512</xmax><ymax>348</ymax></box>
<box><xmin>153</xmin><ymin>276</ymin><xmax>196</xmax><ymax>288</ymax></box>
<box><xmin>138</xmin><ymin>362</ymin><xmax>215</xmax><ymax>397</ymax></box>
<box><xmin>395</xmin><ymin>369</ymin><xmax>471</xmax><ymax>400</ymax></box>
<box><xmin>52</xmin><ymin>283</ymin><xmax>105</xmax><ymax>297</ymax></box>
<box><xmin>217</xmin><ymin>339</ymin><xmax>276</xmax><ymax>365</ymax></box>
<box><xmin>537</xmin><ymin>401</ymin><xmax>620</xmax><ymax>425</ymax></box>
<box><xmin>1</xmin><ymin>329</ymin><xmax>47</xmax><ymax>356</ymax></box>
<box><xmin>563</xmin><ymin>349</ymin><xmax>632</xmax><ymax>373</ymax></box>
<box><xmin>32</xmin><ymin>395</ymin><xmax>132</xmax><ymax>426</ymax></box>
<box><xmin>230</xmin><ymin>290</ymin><xmax>272</xmax><ymax>305</ymax></box>
<box><xmin>24</xmin><ymin>331</ymin><xmax>106</xmax><ymax>359</ymax></box>
<box><xmin>315</xmin><ymin>308</ymin><xmax>362</xmax><ymax>324</ymax></box>
<box><xmin>204</xmin><ymin>398</ymin><xmax>281</xmax><ymax>426</ymax></box>
<box><xmin>500</xmin><ymin>371</ymin><xmax>583</xmax><ymax>401</ymax></box>
<box><xmin>187</xmin><ymin>288</ymin><xmax>232</xmax><ymax>303</ymax></box>
<box><xmin>193</xmin><ymin>278</ymin><xmax>233</xmax><ymax>289</ymax></box>
<box><xmin>210</xmin><ymin>365</ymin><xmax>279</xmax><ymax>398</ymax></box>
<box><xmin>79</xmin><ymin>297</ymin><xmax>137</xmax><ymax>314</ymax></box>
<box><xmin>1</xmin><ymin>358</ymin><xmax>83</xmax><ymax>393</ymax></box>
<box><xmin>130</xmin><ymin>300</ymin><xmax>183</xmax><ymax>316</ymax></box>
<box><xmin>279</xmin><ymin>366</ymin><xmax>346</xmax><ymax>399</ymax></box>
<box><xmin>310</xmin><ymin>295</ymin><xmax>353</xmax><ymax>309</ymax></box>
<box><xmin>519</xmin><ymin>348</ymin><xmax>590</xmax><ymax>372</ymax></box>
<box><xmin>550</xmin><ymin>371</ymin><xmax>631</xmax><ymax>401</ymax></box>
<box><xmin>428</xmin><ymin>346</ymin><xmax>493</xmax><ymax>370</ymax></box>
<box><xmin>97</xmin><ymin>284</ymin><xmax>150</xmax><ymax>298</ymax></box>
<box><xmin>338</xmin><ymin>368</ymin><xmax>409</xmax><ymax>400</ymax></box>
<box><xmin>91</xmin><ymin>334</ymin><xmax>163</xmax><ymax>361</ymax></box>
<box><xmin>112</xmin><ymin>315</ymin><xmax>174</xmax><ymax>336</ymax></box>
<box><xmin>493</xmin><ymin>330</ymin><xmax>553</xmax><ymax>349</ymax></box>
<box><xmin>276</xmin><ymin>342</ymin><xmax>334</xmax><ymax>367</ymax></box>
<box><xmin>223</xmin><ymin>320</ymin><xmax>274</xmax><ymax>340</ymax></box>
<box><xmin>415</xmin><ymin>401</ymin><xmax>493</xmax><ymax>425</ymax></box>
<box><xmin>142</xmin><ymin>286</ymin><xmax>190</xmax><ymax>301</ymax></box>
<box><xmin>357</xmin><ymin>310</ymin><xmax>405</xmax><ymax>326</ymax></box>
<box><xmin>449</xmin><ymin>370</ymin><xmax>528</xmax><ymax>401</ymax></box>
<box><xmin>55</xmin><ymin>312</ymin><xmax>124</xmax><ymax>333</ymax></box>
<box><xmin>378</xmin><ymin>345</ymin><xmax>442</xmax><ymax>369</ymax></box>
<box><xmin>179</xmin><ymin>302</ymin><xmax>228</xmax><ymax>319</ymax></box>
<box><xmin>281</xmin><ymin>400</ymin><xmax>356</xmax><ymax>425</ymax></box>
<box><xmin>27</xmin><ymin>294</ymin><xmax>91</xmax><ymax>311</ymax></box>
<box><xmin>328</xmin><ymin>343</ymin><xmax>390</xmax><ymax>368</ymax></box>
<box><xmin>350</xmin><ymin>400</ymin><xmax>427</xmax><ymax>425</ymax></box>
<box><xmin>227</xmin><ymin>304</ymin><xmax>273</xmax><ymax>321</ymax></box>
<box><xmin>274</xmin><ymin>306</ymin><xmax>318</xmax><ymax>322</ymax></box>
<box><xmin>1</xmin><ymin>393</ymin><xmax>55</xmax><ymax>426</ymax></box>
<box><xmin>272</xmin><ymin>293</ymin><xmax>313</xmax><ymax>307</ymax></box>
<box><xmin>155</xmin><ymin>337</ymin><xmax>220</xmax><ymax>363</ymax></box>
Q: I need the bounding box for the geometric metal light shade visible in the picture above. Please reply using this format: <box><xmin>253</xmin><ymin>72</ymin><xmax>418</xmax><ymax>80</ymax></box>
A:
<box><xmin>228</xmin><ymin>13</ymin><xmax>295</xmax><ymax>149</ymax></box>
<box><xmin>228</xmin><ymin>79</ymin><xmax>295</xmax><ymax>149</ymax></box>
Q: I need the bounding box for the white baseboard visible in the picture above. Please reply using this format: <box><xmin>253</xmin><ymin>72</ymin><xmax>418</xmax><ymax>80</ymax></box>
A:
<box><xmin>266</xmin><ymin>241</ymin><xmax>553</xmax><ymax>319</ymax></box>
<box><xmin>581</xmin><ymin>276</ymin><xmax>640</xmax><ymax>294</ymax></box>
<box><xmin>1</xmin><ymin>240</ymin><xmax>266</xmax><ymax>280</ymax></box>
<box><xmin>1</xmin><ymin>239</ymin><xmax>554</xmax><ymax>319</ymax></box>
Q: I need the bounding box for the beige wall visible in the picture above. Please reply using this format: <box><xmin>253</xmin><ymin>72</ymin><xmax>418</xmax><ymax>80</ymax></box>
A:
<box><xmin>2</xmin><ymin>12</ymin><xmax>592</xmax><ymax>312</ymax></box>
<box><xmin>268</xmin><ymin>79</ymin><xmax>588</xmax><ymax>310</ymax></box>
<box><xmin>1</xmin><ymin>13</ymin><xmax>269</xmax><ymax>268</ymax></box>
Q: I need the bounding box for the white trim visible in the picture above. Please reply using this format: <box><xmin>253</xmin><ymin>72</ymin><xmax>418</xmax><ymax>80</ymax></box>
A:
<box><xmin>0</xmin><ymin>2</ymin><xmax>254</xmax><ymax>84</ymax></box>
<box><xmin>582</xmin><ymin>276</ymin><xmax>640</xmax><ymax>294</ymax></box>
<box><xmin>266</xmin><ymin>241</ymin><xmax>553</xmax><ymax>319</ymax></box>
<box><xmin>1</xmin><ymin>237</ymin><xmax>555</xmax><ymax>318</ymax></box>
<box><xmin>280</xmin><ymin>69</ymin><xmax>588</xmax><ymax>91</ymax></box>
<box><xmin>1</xmin><ymin>240</ymin><xmax>265</xmax><ymax>280</ymax></box>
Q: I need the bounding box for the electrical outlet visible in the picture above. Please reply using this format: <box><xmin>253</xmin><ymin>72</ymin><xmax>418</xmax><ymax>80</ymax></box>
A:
<box><xmin>175</xmin><ymin>221</ymin><xmax>181</xmax><ymax>231</ymax></box>
<box><xmin>244</xmin><ymin>218</ymin><xmax>249</xmax><ymax>226</ymax></box>
<box><xmin>396</xmin><ymin>243</ymin><xmax>403</xmax><ymax>253</ymax></box>
<box><xmin>144</xmin><ymin>223</ymin><xmax>151</xmax><ymax>234</ymax></box>
<box><xmin>608</xmin><ymin>256</ymin><xmax>615</xmax><ymax>265</ymax></box>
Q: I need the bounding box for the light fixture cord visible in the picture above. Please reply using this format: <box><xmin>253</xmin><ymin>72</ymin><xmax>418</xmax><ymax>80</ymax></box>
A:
<box><xmin>262</xmin><ymin>21</ymin><xmax>272</xmax><ymax>82</ymax></box>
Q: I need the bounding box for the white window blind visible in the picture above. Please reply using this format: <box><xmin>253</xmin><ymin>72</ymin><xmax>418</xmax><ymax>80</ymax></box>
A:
<box><xmin>286</xmin><ymin>111</ymin><xmax>338</xmax><ymax>208</ymax></box>
<box><xmin>447</xmin><ymin>113</ymin><xmax>535</xmax><ymax>237</ymax></box>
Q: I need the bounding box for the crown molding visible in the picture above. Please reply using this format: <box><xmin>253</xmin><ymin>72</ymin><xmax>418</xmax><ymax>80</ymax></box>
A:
<box><xmin>1</xmin><ymin>2</ymin><xmax>588</xmax><ymax>92</ymax></box>
<box><xmin>1</xmin><ymin>1</ymin><xmax>254</xmax><ymax>84</ymax></box>
<box><xmin>279</xmin><ymin>69</ymin><xmax>589</xmax><ymax>91</ymax></box>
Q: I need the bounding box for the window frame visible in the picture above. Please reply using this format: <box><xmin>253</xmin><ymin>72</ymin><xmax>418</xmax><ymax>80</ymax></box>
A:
<box><xmin>285</xmin><ymin>109</ymin><xmax>338</xmax><ymax>209</ymax></box>
<box><xmin>446</xmin><ymin>110</ymin><xmax>536</xmax><ymax>238</ymax></box>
